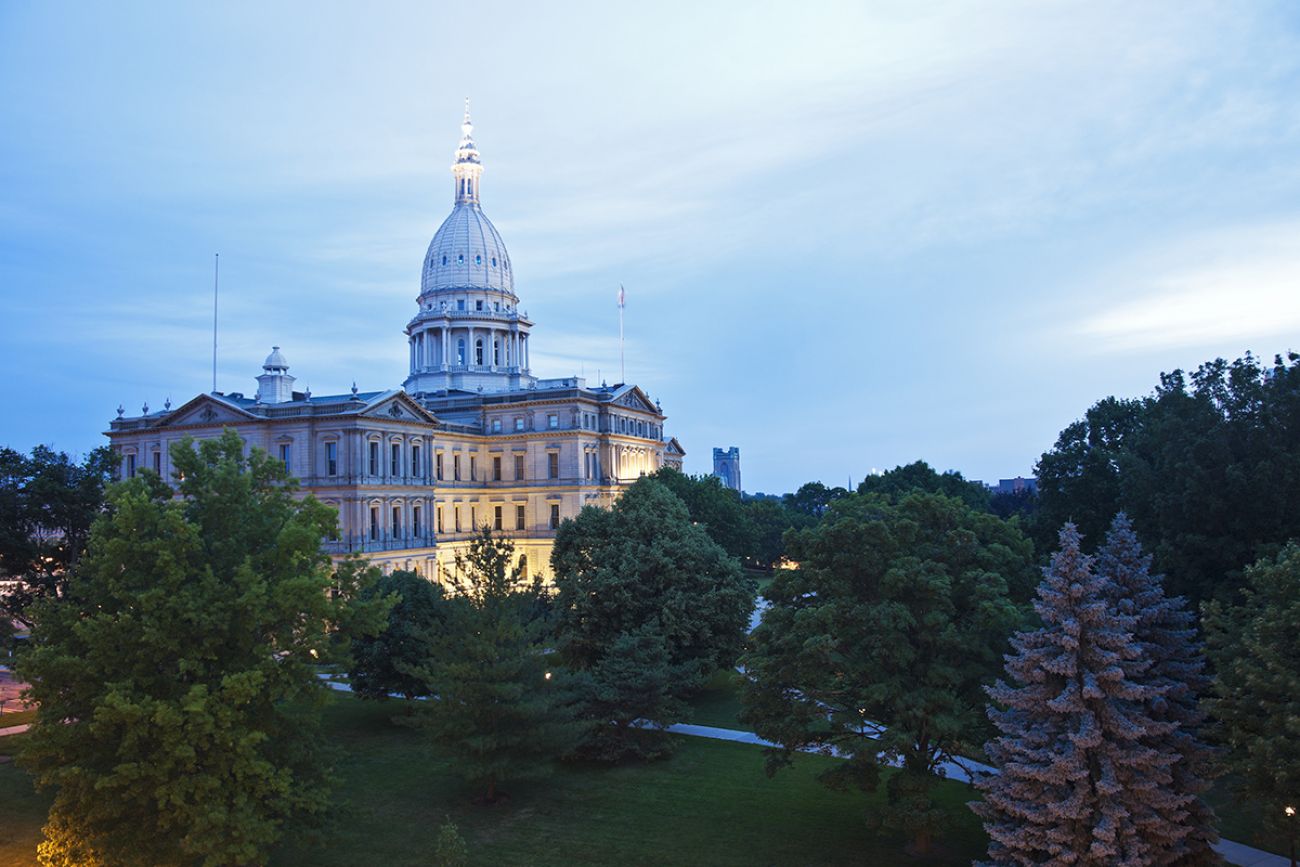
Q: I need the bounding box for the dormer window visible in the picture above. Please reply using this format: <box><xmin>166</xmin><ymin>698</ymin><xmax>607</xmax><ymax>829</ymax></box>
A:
<box><xmin>475</xmin><ymin>254</ymin><xmax>482</xmax><ymax>265</ymax></box>
<box><xmin>442</xmin><ymin>255</ymin><xmax>448</xmax><ymax>266</ymax></box>
<box><xmin>457</xmin><ymin>253</ymin><xmax>464</xmax><ymax>264</ymax></box>
<box><xmin>491</xmin><ymin>257</ymin><xmax>497</xmax><ymax>266</ymax></box>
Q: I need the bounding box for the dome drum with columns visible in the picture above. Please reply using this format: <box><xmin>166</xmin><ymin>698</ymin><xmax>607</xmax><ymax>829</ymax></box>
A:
<box><xmin>405</xmin><ymin>101</ymin><xmax>534</xmax><ymax>396</ymax></box>
<box><xmin>104</xmin><ymin>102</ymin><xmax>683</xmax><ymax>581</ymax></box>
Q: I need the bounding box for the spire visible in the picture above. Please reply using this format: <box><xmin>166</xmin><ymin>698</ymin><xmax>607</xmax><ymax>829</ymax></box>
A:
<box><xmin>452</xmin><ymin>97</ymin><xmax>482</xmax><ymax>206</ymax></box>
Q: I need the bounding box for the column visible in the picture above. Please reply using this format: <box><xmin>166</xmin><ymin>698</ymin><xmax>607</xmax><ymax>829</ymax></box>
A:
<box><xmin>441</xmin><ymin>327</ymin><xmax>449</xmax><ymax>370</ymax></box>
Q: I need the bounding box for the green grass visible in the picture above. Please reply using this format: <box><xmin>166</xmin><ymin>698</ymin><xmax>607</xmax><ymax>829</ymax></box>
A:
<box><xmin>684</xmin><ymin>669</ymin><xmax>748</xmax><ymax>730</ymax></box>
<box><xmin>1207</xmin><ymin>776</ymin><xmax>1292</xmax><ymax>857</ymax></box>
<box><xmin>0</xmin><ymin>744</ymin><xmax>48</xmax><ymax>867</ymax></box>
<box><xmin>0</xmin><ymin>709</ymin><xmax>36</xmax><ymax>729</ymax></box>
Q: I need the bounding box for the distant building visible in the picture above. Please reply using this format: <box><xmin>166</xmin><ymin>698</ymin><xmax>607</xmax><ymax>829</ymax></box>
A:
<box><xmin>993</xmin><ymin>476</ymin><xmax>1037</xmax><ymax>495</ymax></box>
<box><xmin>712</xmin><ymin>447</ymin><xmax>742</xmax><ymax>492</ymax></box>
<box><xmin>105</xmin><ymin>104</ymin><xmax>682</xmax><ymax>580</ymax></box>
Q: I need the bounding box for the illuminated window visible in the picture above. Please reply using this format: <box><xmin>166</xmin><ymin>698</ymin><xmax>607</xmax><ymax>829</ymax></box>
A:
<box><xmin>437</xmin><ymin>506</ymin><xmax>444</xmax><ymax>533</ymax></box>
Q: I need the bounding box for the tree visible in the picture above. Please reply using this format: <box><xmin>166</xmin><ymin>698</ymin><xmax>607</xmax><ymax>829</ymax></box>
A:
<box><xmin>1096</xmin><ymin>513</ymin><xmax>1219</xmax><ymax>865</ymax></box>
<box><xmin>0</xmin><ymin>444</ymin><xmax>116</xmax><ymax>629</ymax></box>
<box><xmin>742</xmin><ymin>491</ymin><xmax>1035</xmax><ymax>854</ymax></box>
<box><xmin>974</xmin><ymin>524</ymin><xmax>1181</xmax><ymax>866</ymax></box>
<box><xmin>433</xmin><ymin>817</ymin><xmax>469</xmax><ymax>867</ymax></box>
<box><xmin>744</xmin><ymin>497</ymin><xmax>800</xmax><ymax>569</ymax></box>
<box><xmin>551</xmin><ymin>479</ymin><xmax>752</xmax><ymax>758</ymax></box>
<box><xmin>782</xmin><ymin>480</ymin><xmax>849</xmax><ymax>519</ymax></box>
<box><xmin>405</xmin><ymin>527</ymin><xmax>580</xmax><ymax>802</ymax></box>
<box><xmin>1205</xmin><ymin>543</ymin><xmax>1300</xmax><ymax>842</ymax></box>
<box><xmin>16</xmin><ymin>430</ymin><xmax>389</xmax><ymax>867</ymax></box>
<box><xmin>857</xmin><ymin>459</ymin><xmax>992</xmax><ymax>511</ymax></box>
<box><xmin>1035</xmin><ymin>351</ymin><xmax>1300</xmax><ymax>606</ymax></box>
<box><xmin>349</xmin><ymin>568</ymin><xmax>448</xmax><ymax>701</ymax></box>
<box><xmin>651</xmin><ymin>467</ymin><xmax>756</xmax><ymax>561</ymax></box>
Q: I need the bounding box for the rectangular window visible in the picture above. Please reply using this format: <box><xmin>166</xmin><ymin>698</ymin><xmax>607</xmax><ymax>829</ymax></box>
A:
<box><xmin>494</xmin><ymin>506</ymin><xmax>503</xmax><ymax>531</ymax></box>
<box><xmin>369</xmin><ymin>442</ymin><xmax>379</xmax><ymax>476</ymax></box>
<box><xmin>279</xmin><ymin>443</ymin><xmax>291</xmax><ymax>467</ymax></box>
<box><xmin>369</xmin><ymin>507</ymin><xmax>379</xmax><ymax>541</ymax></box>
<box><xmin>516</xmin><ymin>504</ymin><xmax>526</xmax><ymax>530</ymax></box>
<box><xmin>153</xmin><ymin>451</ymin><xmax>161</xmax><ymax>473</ymax></box>
<box><xmin>454</xmin><ymin>507</ymin><xmax>461</xmax><ymax>532</ymax></box>
<box><xmin>391</xmin><ymin>443</ymin><xmax>401</xmax><ymax>477</ymax></box>
<box><xmin>436</xmin><ymin>452</ymin><xmax>443</xmax><ymax>481</ymax></box>
<box><xmin>412</xmin><ymin>445</ymin><xmax>421</xmax><ymax>476</ymax></box>
<box><xmin>326</xmin><ymin>441</ymin><xmax>338</xmax><ymax>476</ymax></box>
<box><xmin>470</xmin><ymin>506</ymin><xmax>477</xmax><ymax>529</ymax></box>
<box><xmin>436</xmin><ymin>505</ymin><xmax>444</xmax><ymax>533</ymax></box>
<box><xmin>493</xmin><ymin>456</ymin><xmax>502</xmax><ymax>481</ymax></box>
<box><xmin>126</xmin><ymin>454</ymin><xmax>136</xmax><ymax>478</ymax></box>
<box><xmin>413</xmin><ymin>506</ymin><xmax>422</xmax><ymax>537</ymax></box>
<box><xmin>453</xmin><ymin>455</ymin><xmax>461</xmax><ymax>481</ymax></box>
<box><xmin>514</xmin><ymin>417</ymin><xmax>524</xmax><ymax>432</ymax></box>
<box><xmin>548</xmin><ymin>413</ymin><xmax>558</xmax><ymax>429</ymax></box>
<box><xmin>492</xmin><ymin>418</ymin><xmax>502</xmax><ymax>433</ymax></box>
<box><xmin>392</xmin><ymin>506</ymin><xmax>401</xmax><ymax>537</ymax></box>
<box><xmin>515</xmin><ymin>454</ymin><xmax>525</xmax><ymax>480</ymax></box>
<box><xmin>549</xmin><ymin>503</ymin><xmax>560</xmax><ymax>530</ymax></box>
<box><xmin>548</xmin><ymin>452</ymin><xmax>559</xmax><ymax>480</ymax></box>
<box><xmin>470</xmin><ymin>456</ymin><xmax>477</xmax><ymax>481</ymax></box>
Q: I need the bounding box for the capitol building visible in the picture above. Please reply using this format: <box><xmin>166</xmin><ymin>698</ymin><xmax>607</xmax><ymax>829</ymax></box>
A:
<box><xmin>106</xmin><ymin>105</ymin><xmax>685</xmax><ymax>580</ymax></box>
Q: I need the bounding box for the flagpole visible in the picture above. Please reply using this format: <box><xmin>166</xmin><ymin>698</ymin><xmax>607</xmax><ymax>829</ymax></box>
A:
<box><xmin>212</xmin><ymin>253</ymin><xmax>219</xmax><ymax>393</ymax></box>
<box><xmin>618</xmin><ymin>284</ymin><xmax>625</xmax><ymax>384</ymax></box>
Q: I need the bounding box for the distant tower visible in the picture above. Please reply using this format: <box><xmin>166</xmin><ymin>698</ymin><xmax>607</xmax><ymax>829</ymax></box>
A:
<box><xmin>255</xmin><ymin>346</ymin><xmax>296</xmax><ymax>404</ymax></box>
<box><xmin>712</xmin><ymin>447</ymin><xmax>742</xmax><ymax>492</ymax></box>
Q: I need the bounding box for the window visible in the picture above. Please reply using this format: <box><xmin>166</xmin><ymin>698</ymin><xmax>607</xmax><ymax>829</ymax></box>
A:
<box><xmin>475</xmin><ymin>254</ymin><xmax>482</xmax><ymax>265</ymax></box>
<box><xmin>493</xmin><ymin>456</ymin><xmax>502</xmax><ymax>481</ymax></box>
<box><xmin>326</xmin><ymin>441</ymin><xmax>338</xmax><ymax>476</ymax></box>
<box><xmin>153</xmin><ymin>451</ymin><xmax>161</xmax><ymax>473</ymax></box>
<box><xmin>436</xmin><ymin>452</ymin><xmax>443</xmax><ymax>480</ymax></box>
<box><xmin>391</xmin><ymin>443</ymin><xmax>401</xmax><ymax>476</ymax></box>
<box><xmin>470</xmin><ymin>456</ymin><xmax>477</xmax><ymax>481</ymax></box>
<box><xmin>476</xmin><ymin>300</ymin><xmax>484</xmax><ymax>311</ymax></box>
<box><xmin>491</xmin><ymin>257</ymin><xmax>497</xmax><ymax>266</ymax></box>
<box><xmin>548</xmin><ymin>452</ymin><xmax>559</xmax><ymax>480</ymax></box>
<box><xmin>458</xmin><ymin>253</ymin><xmax>464</xmax><ymax>264</ymax></box>
<box><xmin>413</xmin><ymin>506</ymin><xmax>422</xmax><ymax>536</ymax></box>
<box><xmin>475</xmin><ymin>339</ymin><xmax>484</xmax><ymax>365</ymax></box>
<box><xmin>392</xmin><ymin>506</ymin><xmax>401</xmax><ymax>537</ymax></box>
<box><xmin>470</xmin><ymin>506</ymin><xmax>477</xmax><ymax>529</ymax></box>
<box><xmin>436</xmin><ymin>505</ymin><xmax>444</xmax><ymax>533</ymax></box>
<box><xmin>369</xmin><ymin>442</ymin><xmax>379</xmax><ymax>475</ymax></box>
<box><xmin>412</xmin><ymin>445</ymin><xmax>422</xmax><ymax>476</ymax></box>
<box><xmin>369</xmin><ymin>507</ymin><xmax>379</xmax><ymax>541</ymax></box>
<box><xmin>514</xmin><ymin>454</ymin><xmax>525</xmax><ymax>480</ymax></box>
<box><xmin>126</xmin><ymin>453</ymin><xmax>136</xmax><ymax>478</ymax></box>
<box><xmin>548</xmin><ymin>414</ymin><xmax>558</xmax><ymax>429</ymax></box>
<box><xmin>442</xmin><ymin>255</ymin><xmax>448</xmax><ymax>266</ymax></box>
<box><xmin>491</xmin><ymin>418</ymin><xmax>501</xmax><ymax>433</ymax></box>
<box><xmin>549</xmin><ymin>503</ymin><xmax>560</xmax><ymax>530</ymax></box>
<box><xmin>454</xmin><ymin>507</ymin><xmax>461</xmax><ymax>532</ymax></box>
<box><xmin>279</xmin><ymin>443</ymin><xmax>292</xmax><ymax>467</ymax></box>
<box><xmin>516</xmin><ymin>504</ymin><xmax>526</xmax><ymax>530</ymax></box>
<box><xmin>493</xmin><ymin>339</ymin><xmax>500</xmax><ymax>365</ymax></box>
<box><xmin>514</xmin><ymin>417</ymin><xmax>524</xmax><ymax>432</ymax></box>
<box><xmin>457</xmin><ymin>299</ymin><xmax>466</xmax><ymax>311</ymax></box>
<box><xmin>453</xmin><ymin>455</ymin><xmax>461</xmax><ymax>481</ymax></box>
<box><xmin>494</xmin><ymin>505</ymin><xmax>503</xmax><ymax>531</ymax></box>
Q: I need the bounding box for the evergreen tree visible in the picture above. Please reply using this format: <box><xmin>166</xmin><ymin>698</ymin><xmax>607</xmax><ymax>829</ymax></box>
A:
<box><xmin>974</xmin><ymin>524</ymin><xmax>1179</xmax><ymax>866</ymax></box>
<box><xmin>432</xmin><ymin>817</ymin><xmax>469</xmax><ymax>867</ymax></box>
<box><xmin>405</xmin><ymin>527</ymin><xmax>580</xmax><ymax>802</ymax></box>
<box><xmin>1204</xmin><ymin>543</ymin><xmax>1300</xmax><ymax>841</ymax></box>
<box><xmin>1096</xmin><ymin>513</ymin><xmax>1219</xmax><ymax>865</ymax></box>
<box><xmin>16</xmin><ymin>430</ymin><xmax>389</xmax><ymax>867</ymax></box>
<box><xmin>349</xmin><ymin>568</ymin><xmax>448</xmax><ymax>701</ymax></box>
<box><xmin>742</xmin><ymin>492</ymin><xmax>1035</xmax><ymax>854</ymax></box>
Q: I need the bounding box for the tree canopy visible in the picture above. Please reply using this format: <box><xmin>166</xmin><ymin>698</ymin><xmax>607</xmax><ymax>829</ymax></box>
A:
<box><xmin>16</xmin><ymin>430</ymin><xmax>388</xmax><ymax>867</ymax></box>
<box><xmin>742</xmin><ymin>491</ymin><xmax>1035</xmax><ymax>854</ymax></box>
<box><xmin>649</xmin><ymin>467</ymin><xmax>756</xmax><ymax>561</ymax></box>
<box><xmin>1035</xmin><ymin>351</ymin><xmax>1300</xmax><ymax>606</ymax></box>
<box><xmin>349</xmin><ymin>567</ymin><xmax>448</xmax><ymax>702</ymax></box>
<box><xmin>857</xmin><ymin>460</ymin><xmax>992</xmax><ymax>510</ymax></box>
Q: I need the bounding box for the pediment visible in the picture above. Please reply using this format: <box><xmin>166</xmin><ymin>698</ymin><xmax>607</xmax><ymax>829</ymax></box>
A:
<box><xmin>359</xmin><ymin>391</ymin><xmax>438</xmax><ymax>425</ymax></box>
<box><xmin>665</xmin><ymin>437</ymin><xmax>686</xmax><ymax>456</ymax></box>
<box><xmin>616</xmin><ymin>386</ymin><xmax>659</xmax><ymax>415</ymax></box>
<box><xmin>160</xmin><ymin>394</ymin><xmax>258</xmax><ymax>428</ymax></box>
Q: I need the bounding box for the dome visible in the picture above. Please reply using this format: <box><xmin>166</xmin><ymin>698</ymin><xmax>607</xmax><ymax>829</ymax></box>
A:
<box><xmin>421</xmin><ymin>204</ymin><xmax>515</xmax><ymax>296</ymax></box>
<box><xmin>263</xmin><ymin>346</ymin><xmax>289</xmax><ymax>370</ymax></box>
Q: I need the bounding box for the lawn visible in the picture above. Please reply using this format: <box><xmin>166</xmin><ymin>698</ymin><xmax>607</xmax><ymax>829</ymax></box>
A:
<box><xmin>0</xmin><ymin>696</ymin><xmax>989</xmax><ymax>866</ymax></box>
<box><xmin>683</xmin><ymin>669</ymin><xmax>747</xmax><ymax>729</ymax></box>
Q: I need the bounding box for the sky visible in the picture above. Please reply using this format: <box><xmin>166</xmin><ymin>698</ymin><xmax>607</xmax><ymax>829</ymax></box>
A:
<box><xmin>2</xmin><ymin>1</ymin><xmax>1299</xmax><ymax>494</ymax></box>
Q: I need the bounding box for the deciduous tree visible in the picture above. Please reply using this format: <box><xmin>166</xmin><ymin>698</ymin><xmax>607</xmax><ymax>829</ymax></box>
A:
<box><xmin>349</xmin><ymin>567</ymin><xmax>447</xmax><ymax>701</ymax></box>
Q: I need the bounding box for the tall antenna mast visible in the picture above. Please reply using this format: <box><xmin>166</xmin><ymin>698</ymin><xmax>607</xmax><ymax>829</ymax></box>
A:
<box><xmin>618</xmin><ymin>284</ymin><xmax>626</xmax><ymax>384</ymax></box>
<box><xmin>212</xmin><ymin>252</ymin><xmax>219</xmax><ymax>393</ymax></box>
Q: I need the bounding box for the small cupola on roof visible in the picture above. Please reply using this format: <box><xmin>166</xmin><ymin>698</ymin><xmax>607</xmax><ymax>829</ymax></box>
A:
<box><xmin>256</xmin><ymin>346</ymin><xmax>296</xmax><ymax>404</ymax></box>
<box><xmin>421</xmin><ymin>99</ymin><xmax>515</xmax><ymax>297</ymax></box>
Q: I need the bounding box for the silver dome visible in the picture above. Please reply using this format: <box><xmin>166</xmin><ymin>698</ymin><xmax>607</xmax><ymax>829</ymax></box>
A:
<box><xmin>421</xmin><ymin>204</ymin><xmax>515</xmax><ymax>296</ymax></box>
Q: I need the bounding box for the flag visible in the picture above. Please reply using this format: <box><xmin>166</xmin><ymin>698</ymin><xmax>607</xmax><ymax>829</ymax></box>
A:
<box><xmin>618</xmin><ymin>284</ymin><xmax>626</xmax><ymax>308</ymax></box>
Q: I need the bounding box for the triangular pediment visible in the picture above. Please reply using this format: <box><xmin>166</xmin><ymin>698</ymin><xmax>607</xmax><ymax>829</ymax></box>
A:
<box><xmin>359</xmin><ymin>391</ymin><xmax>439</xmax><ymax>425</ymax></box>
<box><xmin>160</xmin><ymin>394</ymin><xmax>259</xmax><ymax>428</ymax></box>
<box><xmin>615</xmin><ymin>385</ymin><xmax>660</xmax><ymax>415</ymax></box>
<box><xmin>665</xmin><ymin>436</ymin><xmax>686</xmax><ymax>456</ymax></box>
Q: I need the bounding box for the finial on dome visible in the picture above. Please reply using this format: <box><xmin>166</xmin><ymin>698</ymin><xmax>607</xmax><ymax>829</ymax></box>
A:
<box><xmin>463</xmin><ymin>96</ymin><xmax>472</xmax><ymax>132</ymax></box>
<box><xmin>452</xmin><ymin>99</ymin><xmax>482</xmax><ymax>205</ymax></box>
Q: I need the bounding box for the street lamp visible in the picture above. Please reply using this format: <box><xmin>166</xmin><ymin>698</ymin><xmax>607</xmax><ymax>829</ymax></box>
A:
<box><xmin>1285</xmin><ymin>805</ymin><xmax>1296</xmax><ymax>867</ymax></box>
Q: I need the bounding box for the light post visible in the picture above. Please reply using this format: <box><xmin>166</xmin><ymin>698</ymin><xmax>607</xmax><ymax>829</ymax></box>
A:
<box><xmin>1285</xmin><ymin>805</ymin><xmax>1296</xmax><ymax>867</ymax></box>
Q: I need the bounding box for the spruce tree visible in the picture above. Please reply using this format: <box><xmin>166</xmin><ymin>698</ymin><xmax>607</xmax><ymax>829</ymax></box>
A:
<box><xmin>1096</xmin><ymin>513</ymin><xmax>1219</xmax><ymax>865</ymax></box>
<box><xmin>974</xmin><ymin>524</ymin><xmax>1178</xmax><ymax>866</ymax></box>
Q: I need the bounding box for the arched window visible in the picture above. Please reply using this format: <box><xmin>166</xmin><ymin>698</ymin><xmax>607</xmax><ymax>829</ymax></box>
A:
<box><xmin>442</xmin><ymin>255</ymin><xmax>447</xmax><ymax>266</ymax></box>
<box><xmin>475</xmin><ymin>339</ymin><xmax>484</xmax><ymax>365</ymax></box>
<box><xmin>458</xmin><ymin>253</ymin><xmax>464</xmax><ymax>264</ymax></box>
<box><xmin>456</xmin><ymin>339</ymin><xmax>466</xmax><ymax>366</ymax></box>
<box><xmin>491</xmin><ymin>257</ymin><xmax>497</xmax><ymax>267</ymax></box>
<box><xmin>475</xmin><ymin>254</ymin><xmax>482</xmax><ymax>265</ymax></box>
<box><xmin>493</xmin><ymin>339</ymin><xmax>500</xmax><ymax>365</ymax></box>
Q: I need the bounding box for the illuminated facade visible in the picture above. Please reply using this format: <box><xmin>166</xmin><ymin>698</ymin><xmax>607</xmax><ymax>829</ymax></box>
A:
<box><xmin>106</xmin><ymin>104</ymin><xmax>680</xmax><ymax>579</ymax></box>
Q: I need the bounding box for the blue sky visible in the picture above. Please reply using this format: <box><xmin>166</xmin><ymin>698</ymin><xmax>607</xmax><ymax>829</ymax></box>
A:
<box><xmin>2</xmin><ymin>1</ymin><xmax>1299</xmax><ymax>494</ymax></box>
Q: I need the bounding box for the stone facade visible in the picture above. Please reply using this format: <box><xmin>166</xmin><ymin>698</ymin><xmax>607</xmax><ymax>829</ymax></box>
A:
<box><xmin>712</xmin><ymin>446</ymin><xmax>742</xmax><ymax>492</ymax></box>
<box><xmin>105</xmin><ymin>104</ymin><xmax>681</xmax><ymax>581</ymax></box>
